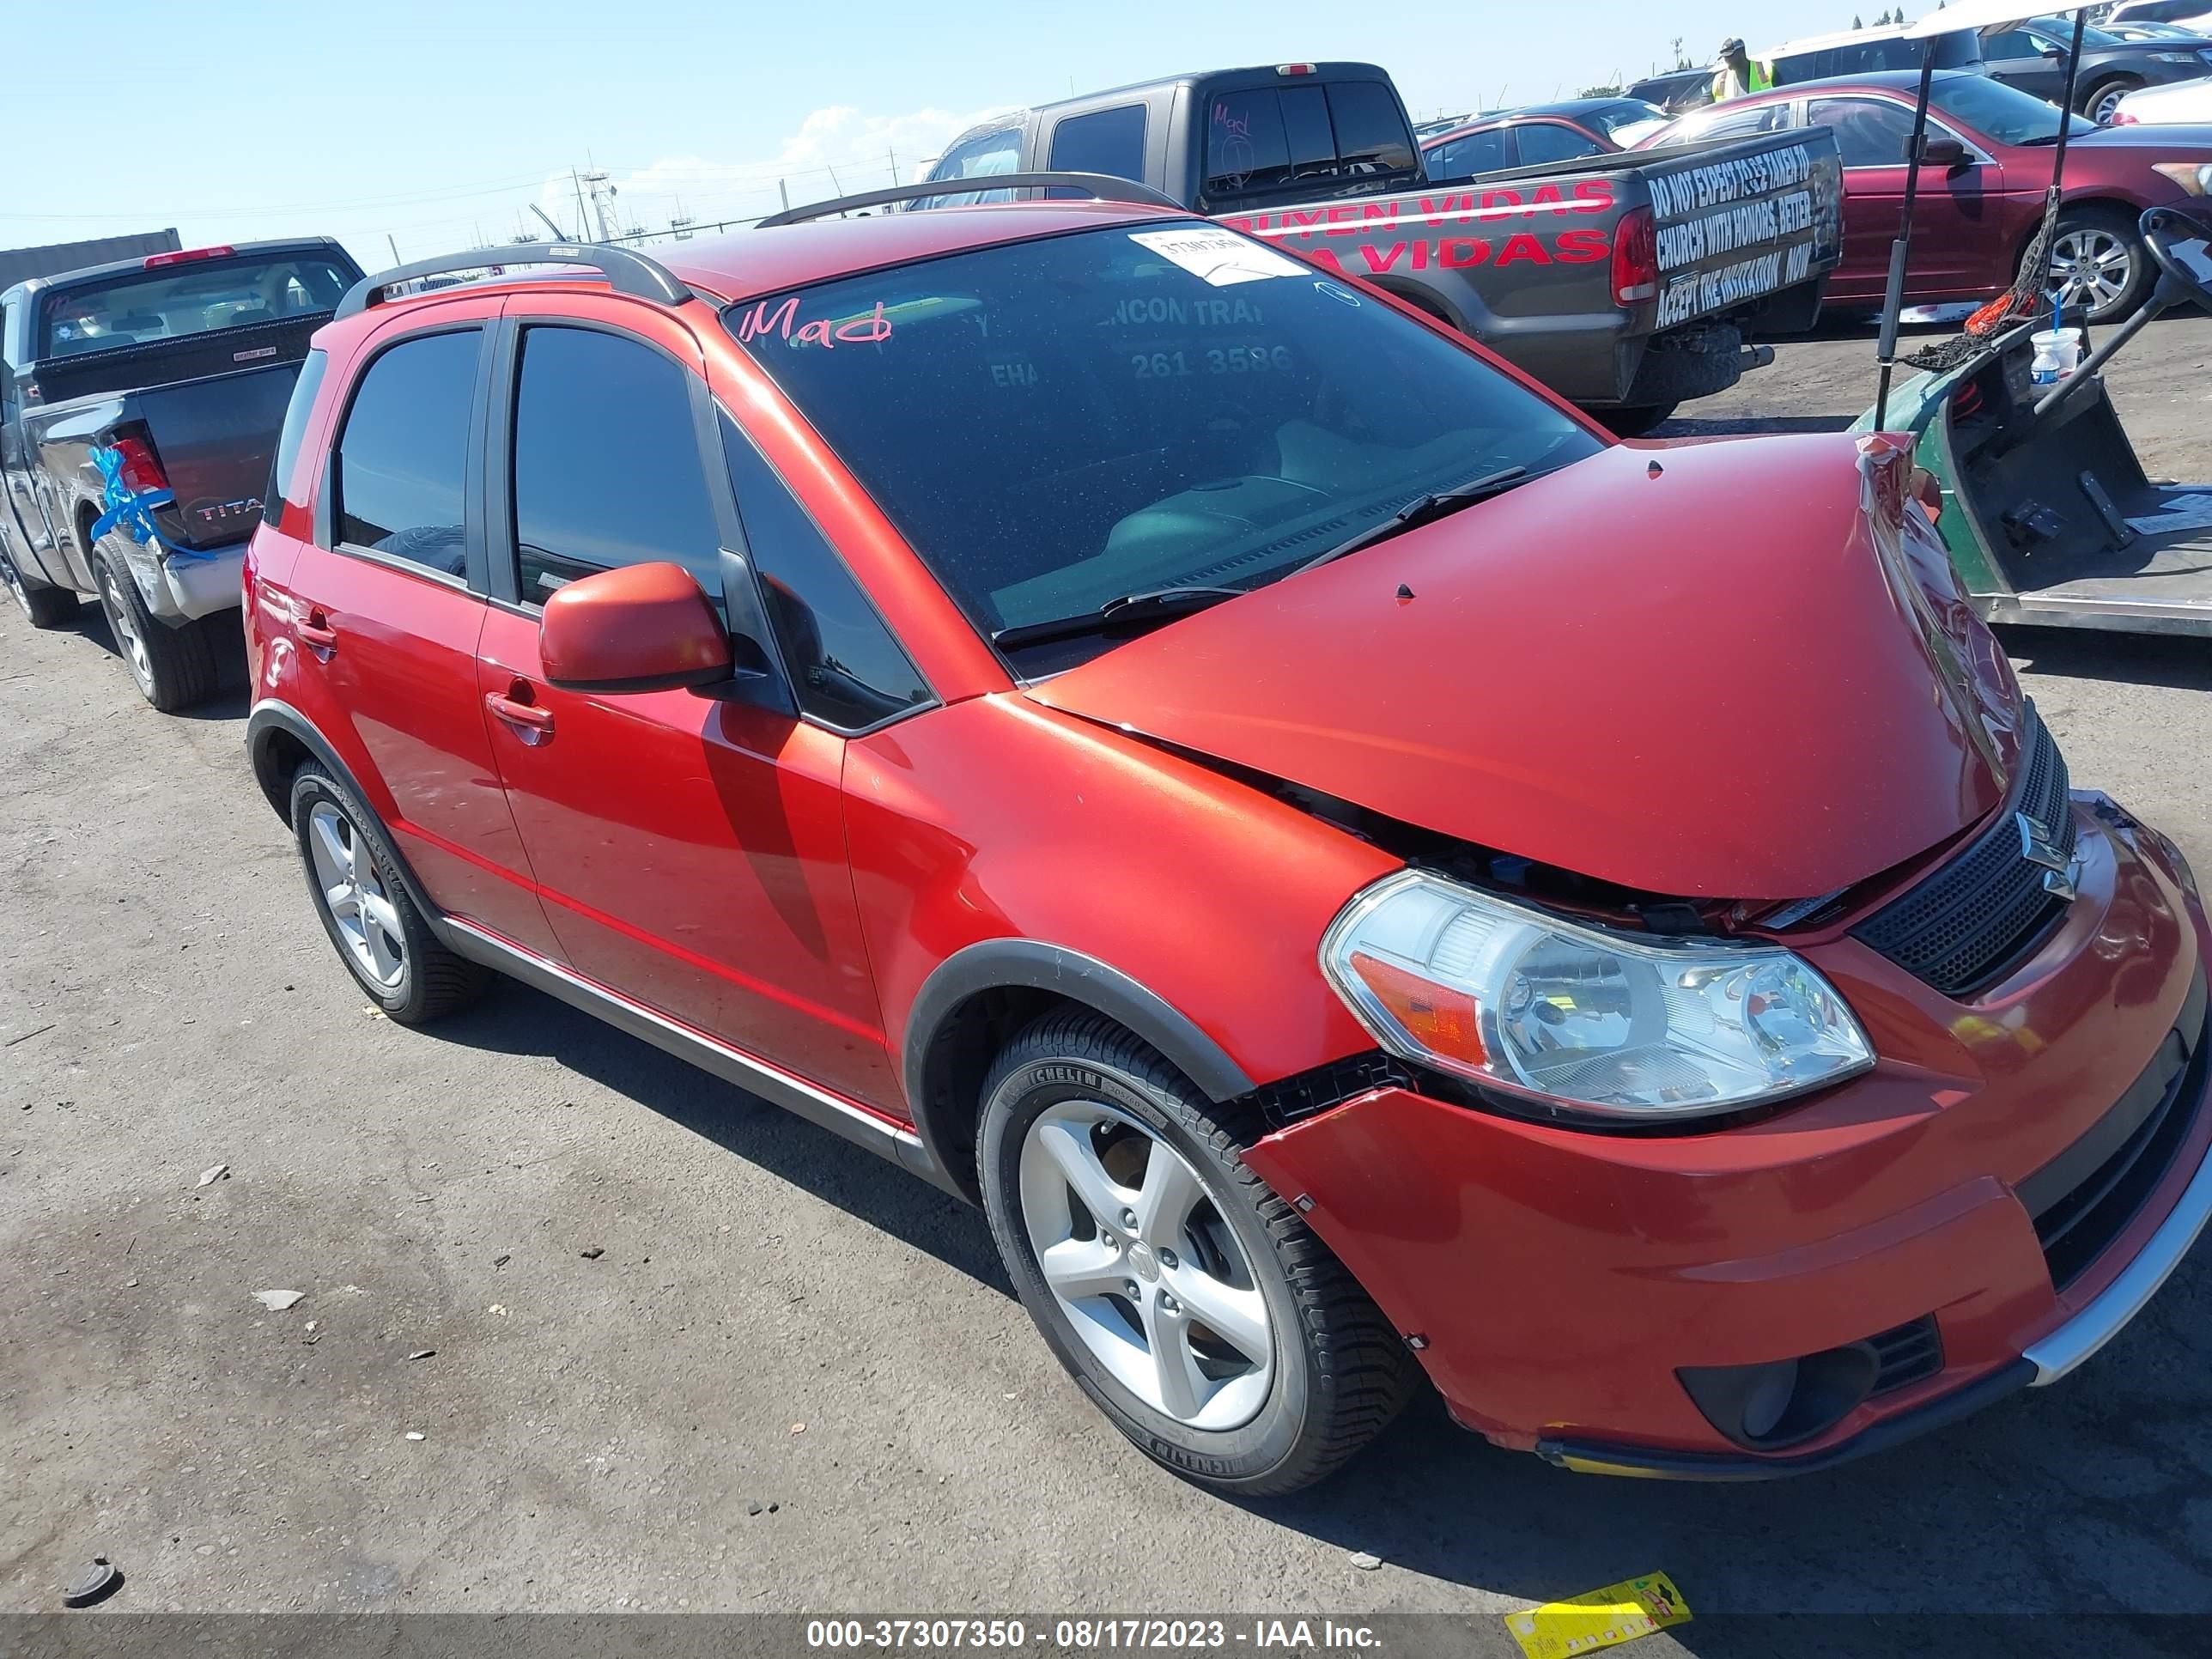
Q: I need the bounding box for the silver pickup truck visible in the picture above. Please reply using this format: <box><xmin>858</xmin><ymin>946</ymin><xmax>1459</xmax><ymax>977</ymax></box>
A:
<box><xmin>913</xmin><ymin>63</ymin><xmax>1844</xmax><ymax>433</ymax></box>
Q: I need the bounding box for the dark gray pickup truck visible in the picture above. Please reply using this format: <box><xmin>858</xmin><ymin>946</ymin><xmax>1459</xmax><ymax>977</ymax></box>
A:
<box><xmin>2</xmin><ymin>238</ymin><xmax>362</xmax><ymax>708</ymax></box>
<box><xmin>913</xmin><ymin>64</ymin><xmax>1844</xmax><ymax>433</ymax></box>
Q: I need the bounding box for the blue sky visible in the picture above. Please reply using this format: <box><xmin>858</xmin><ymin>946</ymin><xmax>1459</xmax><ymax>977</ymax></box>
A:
<box><xmin>8</xmin><ymin>0</ymin><xmax>1874</xmax><ymax>270</ymax></box>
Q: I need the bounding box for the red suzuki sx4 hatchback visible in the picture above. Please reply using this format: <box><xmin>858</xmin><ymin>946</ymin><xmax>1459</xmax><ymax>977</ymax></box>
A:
<box><xmin>243</xmin><ymin>189</ymin><xmax>2212</xmax><ymax>1495</ymax></box>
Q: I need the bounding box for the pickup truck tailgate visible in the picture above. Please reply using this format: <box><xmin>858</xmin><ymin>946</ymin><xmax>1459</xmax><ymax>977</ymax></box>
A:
<box><xmin>137</xmin><ymin>362</ymin><xmax>304</xmax><ymax>550</ymax></box>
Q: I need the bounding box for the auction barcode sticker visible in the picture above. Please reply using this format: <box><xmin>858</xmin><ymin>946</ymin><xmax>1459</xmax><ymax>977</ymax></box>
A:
<box><xmin>1129</xmin><ymin>226</ymin><xmax>1304</xmax><ymax>287</ymax></box>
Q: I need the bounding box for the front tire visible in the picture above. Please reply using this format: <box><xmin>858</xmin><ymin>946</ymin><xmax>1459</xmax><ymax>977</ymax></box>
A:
<box><xmin>2081</xmin><ymin>77</ymin><xmax>2138</xmax><ymax>125</ymax></box>
<box><xmin>2045</xmin><ymin>204</ymin><xmax>2154</xmax><ymax>325</ymax></box>
<box><xmin>977</xmin><ymin>1011</ymin><xmax>1410</xmax><ymax>1496</ymax></box>
<box><xmin>91</xmin><ymin>537</ymin><xmax>216</xmax><ymax>711</ymax></box>
<box><xmin>289</xmin><ymin>763</ymin><xmax>489</xmax><ymax>1023</ymax></box>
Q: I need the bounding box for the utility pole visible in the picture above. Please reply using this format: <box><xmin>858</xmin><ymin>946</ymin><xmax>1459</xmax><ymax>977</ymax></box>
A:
<box><xmin>387</xmin><ymin>233</ymin><xmax>402</xmax><ymax>265</ymax></box>
<box><xmin>572</xmin><ymin>169</ymin><xmax>591</xmax><ymax>241</ymax></box>
<box><xmin>826</xmin><ymin>161</ymin><xmax>843</xmax><ymax>195</ymax></box>
<box><xmin>778</xmin><ymin>179</ymin><xmax>790</xmax><ymax>210</ymax></box>
<box><xmin>887</xmin><ymin>143</ymin><xmax>899</xmax><ymax>184</ymax></box>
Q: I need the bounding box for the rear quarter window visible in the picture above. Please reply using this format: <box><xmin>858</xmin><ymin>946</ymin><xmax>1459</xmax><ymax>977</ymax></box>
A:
<box><xmin>264</xmin><ymin>348</ymin><xmax>329</xmax><ymax>531</ymax></box>
<box><xmin>1048</xmin><ymin>105</ymin><xmax>1148</xmax><ymax>184</ymax></box>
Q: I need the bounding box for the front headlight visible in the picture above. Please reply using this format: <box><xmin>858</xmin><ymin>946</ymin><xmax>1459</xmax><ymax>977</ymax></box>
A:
<box><xmin>1320</xmin><ymin>871</ymin><xmax>1875</xmax><ymax>1121</ymax></box>
<box><xmin>2152</xmin><ymin>161</ymin><xmax>2212</xmax><ymax>196</ymax></box>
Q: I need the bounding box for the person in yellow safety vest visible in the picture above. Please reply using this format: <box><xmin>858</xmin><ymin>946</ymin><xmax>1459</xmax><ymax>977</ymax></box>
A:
<box><xmin>1711</xmin><ymin>38</ymin><xmax>1773</xmax><ymax>101</ymax></box>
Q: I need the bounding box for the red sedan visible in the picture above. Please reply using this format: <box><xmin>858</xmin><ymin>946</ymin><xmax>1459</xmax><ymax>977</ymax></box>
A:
<box><xmin>1419</xmin><ymin>97</ymin><xmax>1673</xmax><ymax>176</ymax></box>
<box><xmin>245</xmin><ymin>193</ymin><xmax>2211</xmax><ymax>1492</ymax></box>
<box><xmin>1638</xmin><ymin>69</ymin><xmax>2212</xmax><ymax>320</ymax></box>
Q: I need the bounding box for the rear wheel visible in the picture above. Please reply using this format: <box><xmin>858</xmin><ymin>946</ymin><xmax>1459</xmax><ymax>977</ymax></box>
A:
<box><xmin>2081</xmin><ymin>77</ymin><xmax>2139</xmax><ymax>125</ymax></box>
<box><xmin>1596</xmin><ymin>403</ymin><xmax>1678</xmax><ymax>438</ymax></box>
<box><xmin>91</xmin><ymin>537</ymin><xmax>217</xmax><ymax>711</ymax></box>
<box><xmin>2</xmin><ymin>550</ymin><xmax>78</xmax><ymax>629</ymax></box>
<box><xmin>977</xmin><ymin>1011</ymin><xmax>1412</xmax><ymax>1496</ymax></box>
<box><xmin>2045</xmin><ymin>204</ymin><xmax>2153</xmax><ymax>325</ymax></box>
<box><xmin>289</xmin><ymin>763</ymin><xmax>489</xmax><ymax>1023</ymax></box>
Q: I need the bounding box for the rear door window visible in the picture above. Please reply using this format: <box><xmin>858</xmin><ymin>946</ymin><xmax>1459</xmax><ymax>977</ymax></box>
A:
<box><xmin>1048</xmin><ymin>105</ymin><xmax>1148</xmax><ymax>181</ymax></box>
<box><xmin>508</xmin><ymin>326</ymin><xmax>724</xmax><ymax>609</ymax></box>
<box><xmin>1656</xmin><ymin>101</ymin><xmax>1794</xmax><ymax>145</ymax></box>
<box><xmin>1426</xmin><ymin>127</ymin><xmax>1516</xmax><ymax>178</ymax></box>
<box><xmin>332</xmin><ymin>329</ymin><xmax>479</xmax><ymax>578</ymax></box>
<box><xmin>1515</xmin><ymin>122</ymin><xmax>1607</xmax><ymax>164</ymax></box>
<box><xmin>1806</xmin><ymin>97</ymin><xmax>1918</xmax><ymax>167</ymax></box>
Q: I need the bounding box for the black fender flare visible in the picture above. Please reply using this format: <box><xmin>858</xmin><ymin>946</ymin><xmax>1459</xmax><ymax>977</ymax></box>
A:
<box><xmin>245</xmin><ymin>699</ymin><xmax>444</xmax><ymax>927</ymax></box>
<box><xmin>901</xmin><ymin>939</ymin><xmax>1256</xmax><ymax>1182</ymax></box>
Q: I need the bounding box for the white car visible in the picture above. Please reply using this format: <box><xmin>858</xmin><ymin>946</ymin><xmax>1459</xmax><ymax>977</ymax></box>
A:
<box><xmin>2112</xmin><ymin>72</ymin><xmax>2212</xmax><ymax>122</ymax></box>
<box><xmin>2104</xmin><ymin>2</ymin><xmax>2212</xmax><ymax>30</ymax></box>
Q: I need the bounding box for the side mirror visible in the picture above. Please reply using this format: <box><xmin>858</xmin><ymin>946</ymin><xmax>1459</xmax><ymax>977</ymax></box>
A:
<box><xmin>2040</xmin><ymin>46</ymin><xmax>2069</xmax><ymax>61</ymax></box>
<box><xmin>539</xmin><ymin>562</ymin><xmax>734</xmax><ymax>694</ymax></box>
<box><xmin>1920</xmin><ymin>136</ymin><xmax>1971</xmax><ymax>170</ymax></box>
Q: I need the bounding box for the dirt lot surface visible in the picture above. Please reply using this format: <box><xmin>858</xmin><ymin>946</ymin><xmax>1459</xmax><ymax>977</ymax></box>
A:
<box><xmin>6</xmin><ymin>315</ymin><xmax>2212</xmax><ymax>1653</ymax></box>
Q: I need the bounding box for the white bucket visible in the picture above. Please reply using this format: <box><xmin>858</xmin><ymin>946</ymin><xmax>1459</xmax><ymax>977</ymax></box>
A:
<box><xmin>2031</xmin><ymin>327</ymin><xmax>2084</xmax><ymax>386</ymax></box>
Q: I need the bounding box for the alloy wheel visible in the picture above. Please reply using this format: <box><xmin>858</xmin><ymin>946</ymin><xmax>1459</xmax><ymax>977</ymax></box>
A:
<box><xmin>2050</xmin><ymin>228</ymin><xmax>2135</xmax><ymax>317</ymax></box>
<box><xmin>307</xmin><ymin>801</ymin><xmax>407</xmax><ymax>989</ymax></box>
<box><xmin>98</xmin><ymin>567</ymin><xmax>155</xmax><ymax>696</ymax></box>
<box><xmin>1018</xmin><ymin>1099</ymin><xmax>1274</xmax><ymax>1430</ymax></box>
<box><xmin>2091</xmin><ymin>87</ymin><xmax>2126</xmax><ymax>125</ymax></box>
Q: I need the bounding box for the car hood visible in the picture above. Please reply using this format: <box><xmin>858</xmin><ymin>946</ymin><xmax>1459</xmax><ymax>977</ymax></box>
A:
<box><xmin>1027</xmin><ymin>434</ymin><xmax>2026</xmax><ymax>902</ymax></box>
<box><xmin>2070</xmin><ymin>117</ymin><xmax>2212</xmax><ymax>144</ymax></box>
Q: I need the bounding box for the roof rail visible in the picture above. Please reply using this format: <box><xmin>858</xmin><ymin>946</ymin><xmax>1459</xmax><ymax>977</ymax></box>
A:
<box><xmin>334</xmin><ymin>242</ymin><xmax>693</xmax><ymax>319</ymax></box>
<box><xmin>757</xmin><ymin>172</ymin><xmax>1182</xmax><ymax>228</ymax></box>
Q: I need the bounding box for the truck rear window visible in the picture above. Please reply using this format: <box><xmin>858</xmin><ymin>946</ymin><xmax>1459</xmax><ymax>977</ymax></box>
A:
<box><xmin>726</xmin><ymin>222</ymin><xmax>1598</xmax><ymax>660</ymax></box>
<box><xmin>36</xmin><ymin>253</ymin><xmax>356</xmax><ymax>360</ymax></box>
<box><xmin>1203</xmin><ymin>82</ymin><xmax>1415</xmax><ymax>199</ymax></box>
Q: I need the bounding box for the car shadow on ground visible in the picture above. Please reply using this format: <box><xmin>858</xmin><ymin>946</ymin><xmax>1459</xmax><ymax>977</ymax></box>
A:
<box><xmin>417</xmin><ymin>973</ymin><xmax>2212</xmax><ymax>1636</ymax></box>
<box><xmin>413</xmin><ymin>978</ymin><xmax>1009</xmax><ymax>1295</ymax></box>
<box><xmin>75</xmin><ymin>603</ymin><xmax>252</xmax><ymax>717</ymax></box>
<box><xmin>2002</xmin><ymin>625</ymin><xmax>2212</xmax><ymax>693</ymax></box>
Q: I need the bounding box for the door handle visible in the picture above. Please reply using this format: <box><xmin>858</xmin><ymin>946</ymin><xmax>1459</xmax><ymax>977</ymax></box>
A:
<box><xmin>485</xmin><ymin>687</ymin><xmax>556</xmax><ymax>743</ymax></box>
<box><xmin>298</xmin><ymin>609</ymin><xmax>337</xmax><ymax>655</ymax></box>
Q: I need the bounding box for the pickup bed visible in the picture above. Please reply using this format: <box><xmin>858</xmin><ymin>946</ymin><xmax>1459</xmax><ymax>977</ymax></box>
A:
<box><xmin>2</xmin><ymin>237</ymin><xmax>362</xmax><ymax>708</ymax></box>
<box><xmin>913</xmin><ymin>64</ymin><xmax>1843</xmax><ymax>432</ymax></box>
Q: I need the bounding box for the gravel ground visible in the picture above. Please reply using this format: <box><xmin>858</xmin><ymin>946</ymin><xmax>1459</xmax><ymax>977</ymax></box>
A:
<box><xmin>5</xmin><ymin>315</ymin><xmax>2212</xmax><ymax>1651</ymax></box>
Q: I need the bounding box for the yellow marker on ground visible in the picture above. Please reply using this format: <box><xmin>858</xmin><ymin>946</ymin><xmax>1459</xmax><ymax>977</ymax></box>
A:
<box><xmin>1503</xmin><ymin>1571</ymin><xmax>1692</xmax><ymax>1659</ymax></box>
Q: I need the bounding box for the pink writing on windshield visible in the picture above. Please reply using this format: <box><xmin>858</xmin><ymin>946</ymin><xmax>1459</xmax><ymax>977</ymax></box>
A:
<box><xmin>735</xmin><ymin>297</ymin><xmax>892</xmax><ymax>349</ymax></box>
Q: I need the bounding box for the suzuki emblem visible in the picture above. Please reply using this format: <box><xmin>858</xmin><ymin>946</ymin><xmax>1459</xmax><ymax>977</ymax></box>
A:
<box><xmin>2016</xmin><ymin>812</ymin><xmax>2080</xmax><ymax>903</ymax></box>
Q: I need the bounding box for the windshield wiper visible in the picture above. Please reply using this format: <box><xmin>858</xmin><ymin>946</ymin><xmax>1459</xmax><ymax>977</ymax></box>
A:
<box><xmin>992</xmin><ymin>584</ymin><xmax>1248</xmax><ymax>651</ymax></box>
<box><xmin>1292</xmin><ymin>467</ymin><xmax>1532</xmax><ymax>576</ymax></box>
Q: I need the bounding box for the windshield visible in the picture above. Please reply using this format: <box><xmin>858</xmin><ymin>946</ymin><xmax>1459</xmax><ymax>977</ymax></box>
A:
<box><xmin>1585</xmin><ymin>100</ymin><xmax>1672</xmax><ymax>139</ymax></box>
<box><xmin>35</xmin><ymin>252</ymin><xmax>356</xmax><ymax>360</ymax></box>
<box><xmin>1928</xmin><ymin>74</ymin><xmax>2096</xmax><ymax>144</ymax></box>
<box><xmin>726</xmin><ymin>222</ymin><xmax>1601</xmax><ymax>662</ymax></box>
<box><xmin>2031</xmin><ymin>20</ymin><xmax>2127</xmax><ymax>46</ymax></box>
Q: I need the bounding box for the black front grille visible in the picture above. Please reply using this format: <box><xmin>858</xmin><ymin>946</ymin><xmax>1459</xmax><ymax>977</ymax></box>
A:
<box><xmin>2024</xmin><ymin>972</ymin><xmax>2209</xmax><ymax>1291</ymax></box>
<box><xmin>1866</xmin><ymin>1316</ymin><xmax>1944</xmax><ymax>1395</ymax></box>
<box><xmin>1853</xmin><ymin>701</ymin><xmax>2076</xmax><ymax>999</ymax></box>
